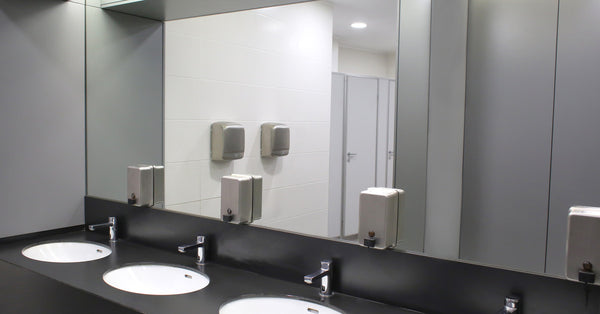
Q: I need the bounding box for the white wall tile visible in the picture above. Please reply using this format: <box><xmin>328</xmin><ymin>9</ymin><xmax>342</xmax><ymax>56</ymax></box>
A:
<box><xmin>200</xmin><ymin>197</ymin><xmax>221</xmax><ymax>218</ymax></box>
<box><xmin>260</xmin><ymin>209</ymin><xmax>329</xmax><ymax>237</ymax></box>
<box><xmin>260</xmin><ymin>181</ymin><xmax>328</xmax><ymax>221</ymax></box>
<box><xmin>338</xmin><ymin>46</ymin><xmax>395</xmax><ymax>79</ymax></box>
<box><xmin>165</xmin><ymin>161</ymin><xmax>204</xmax><ymax>205</ymax></box>
<box><xmin>164</xmin><ymin>76</ymin><xmax>197</xmax><ymax>120</ymax></box>
<box><xmin>164</xmin><ymin>2</ymin><xmax>333</xmax><ymax>237</ymax></box>
<box><xmin>164</xmin><ymin>201</ymin><xmax>203</xmax><ymax>216</ymax></box>
<box><xmin>288</xmin><ymin>122</ymin><xmax>330</xmax><ymax>154</ymax></box>
<box><xmin>199</xmin><ymin>159</ymin><xmax>234</xmax><ymax>199</ymax></box>
<box><xmin>164</xmin><ymin>120</ymin><xmax>211</xmax><ymax>163</ymax></box>
<box><xmin>164</xmin><ymin>33</ymin><xmax>208</xmax><ymax>78</ymax></box>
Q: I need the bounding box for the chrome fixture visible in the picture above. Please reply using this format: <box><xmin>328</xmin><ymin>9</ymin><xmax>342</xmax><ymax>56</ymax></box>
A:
<box><xmin>499</xmin><ymin>296</ymin><xmax>520</xmax><ymax>314</ymax></box>
<box><xmin>304</xmin><ymin>259</ymin><xmax>333</xmax><ymax>297</ymax></box>
<box><xmin>346</xmin><ymin>152</ymin><xmax>357</xmax><ymax>162</ymax></box>
<box><xmin>88</xmin><ymin>217</ymin><xmax>117</xmax><ymax>242</ymax></box>
<box><xmin>178</xmin><ymin>235</ymin><xmax>206</xmax><ymax>265</ymax></box>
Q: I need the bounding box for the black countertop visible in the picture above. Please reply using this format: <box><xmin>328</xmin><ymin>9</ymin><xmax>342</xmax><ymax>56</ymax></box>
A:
<box><xmin>0</xmin><ymin>259</ymin><xmax>139</xmax><ymax>314</ymax></box>
<box><xmin>0</xmin><ymin>230</ymin><xmax>420</xmax><ymax>314</ymax></box>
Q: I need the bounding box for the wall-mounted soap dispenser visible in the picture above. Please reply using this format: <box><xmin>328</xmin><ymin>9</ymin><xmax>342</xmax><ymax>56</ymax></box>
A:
<box><xmin>127</xmin><ymin>165</ymin><xmax>164</xmax><ymax>207</ymax></box>
<box><xmin>221</xmin><ymin>174</ymin><xmax>262</xmax><ymax>224</ymax></box>
<box><xmin>152</xmin><ymin>165</ymin><xmax>164</xmax><ymax>209</ymax></box>
<box><xmin>211</xmin><ymin>122</ymin><xmax>245</xmax><ymax>161</ymax></box>
<box><xmin>566</xmin><ymin>206</ymin><xmax>600</xmax><ymax>285</ymax></box>
<box><xmin>358</xmin><ymin>187</ymin><xmax>404</xmax><ymax>249</ymax></box>
<box><xmin>261</xmin><ymin>122</ymin><xmax>290</xmax><ymax>157</ymax></box>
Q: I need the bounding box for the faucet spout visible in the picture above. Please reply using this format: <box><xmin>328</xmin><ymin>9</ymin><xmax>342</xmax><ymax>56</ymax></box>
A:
<box><xmin>304</xmin><ymin>269</ymin><xmax>328</xmax><ymax>284</ymax></box>
<box><xmin>304</xmin><ymin>259</ymin><xmax>333</xmax><ymax>297</ymax></box>
<box><xmin>88</xmin><ymin>217</ymin><xmax>117</xmax><ymax>242</ymax></box>
<box><xmin>178</xmin><ymin>235</ymin><xmax>206</xmax><ymax>265</ymax></box>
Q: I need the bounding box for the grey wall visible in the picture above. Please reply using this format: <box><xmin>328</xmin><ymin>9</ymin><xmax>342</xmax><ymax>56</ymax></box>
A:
<box><xmin>86</xmin><ymin>6</ymin><xmax>163</xmax><ymax>202</ymax></box>
<box><xmin>394</xmin><ymin>0</ymin><xmax>431</xmax><ymax>252</ymax></box>
<box><xmin>460</xmin><ymin>0</ymin><xmax>558</xmax><ymax>273</ymax></box>
<box><xmin>424</xmin><ymin>0</ymin><xmax>468</xmax><ymax>260</ymax></box>
<box><xmin>328</xmin><ymin>73</ymin><xmax>345</xmax><ymax>237</ymax></box>
<box><xmin>0</xmin><ymin>0</ymin><xmax>85</xmax><ymax>238</ymax></box>
<box><xmin>546</xmin><ymin>0</ymin><xmax>600</xmax><ymax>276</ymax></box>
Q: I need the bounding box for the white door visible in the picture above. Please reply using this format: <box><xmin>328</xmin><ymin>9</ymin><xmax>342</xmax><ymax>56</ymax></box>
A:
<box><xmin>328</xmin><ymin>73</ymin><xmax>345</xmax><ymax>237</ymax></box>
<box><xmin>376</xmin><ymin>79</ymin><xmax>390</xmax><ymax>187</ymax></box>
<box><xmin>387</xmin><ymin>80</ymin><xmax>396</xmax><ymax>188</ymax></box>
<box><xmin>343</xmin><ymin>76</ymin><xmax>378</xmax><ymax>236</ymax></box>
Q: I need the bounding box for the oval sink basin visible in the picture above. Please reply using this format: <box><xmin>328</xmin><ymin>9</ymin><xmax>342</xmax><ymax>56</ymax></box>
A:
<box><xmin>103</xmin><ymin>263</ymin><xmax>209</xmax><ymax>295</ymax></box>
<box><xmin>22</xmin><ymin>241</ymin><xmax>112</xmax><ymax>263</ymax></box>
<box><xmin>219</xmin><ymin>296</ymin><xmax>344</xmax><ymax>314</ymax></box>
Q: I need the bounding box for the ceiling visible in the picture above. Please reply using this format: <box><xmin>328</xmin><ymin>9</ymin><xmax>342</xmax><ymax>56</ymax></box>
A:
<box><xmin>327</xmin><ymin>0</ymin><xmax>399</xmax><ymax>53</ymax></box>
<box><xmin>104</xmin><ymin>0</ymin><xmax>399</xmax><ymax>53</ymax></box>
<box><xmin>103</xmin><ymin>0</ymin><xmax>312</xmax><ymax>21</ymax></box>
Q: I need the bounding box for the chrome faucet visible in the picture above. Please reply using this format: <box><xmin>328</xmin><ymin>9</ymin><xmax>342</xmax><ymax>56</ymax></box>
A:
<box><xmin>498</xmin><ymin>296</ymin><xmax>520</xmax><ymax>314</ymax></box>
<box><xmin>304</xmin><ymin>259</ymin><xmax>333</xmax><ymax>297</ymax></box>
<box><xmin>178</xmin><ymin>235</ymin><xmax>206</xmax><ymax>265</ymax></box>
<box><xmin>88</xmin><ymin>217</ymin><xmax>117</xmax><ymax>242</ymax></box>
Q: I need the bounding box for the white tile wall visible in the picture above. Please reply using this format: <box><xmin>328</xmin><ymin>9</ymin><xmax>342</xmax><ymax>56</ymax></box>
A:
<box><xmin>337</xmin><ymin>46</ymin><xmax>396</xmax><ymax>79</ymax></box>
<box><xmin>164</xmin><ymin>2</ymin><xmax>333</xmax><ymax>237</ymax></box>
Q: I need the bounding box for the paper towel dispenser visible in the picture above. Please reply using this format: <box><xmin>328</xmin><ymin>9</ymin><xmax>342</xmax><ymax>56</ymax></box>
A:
<box><xmin>211</xmin><ymin>122</ymin><xmax>245</xmax><ymax>160</ymax></box>
<box><xmin>358</xmin><ymin>187</ymin><xmax>404</xmax><ymax>250</ymax></box>
<box><xmin>566</xmin><ymin>206</ymin><xmax>600</xmax><ymax>285</ymax></box>
<box><xmin>261</xmin><ymin>122</ymin><xmax>290</xmax><ymax>157</ymax></box>
<box><xmin>221</xmin><ymin>174</ymin><xmax>262</xmax><ymax>224</ymax></box>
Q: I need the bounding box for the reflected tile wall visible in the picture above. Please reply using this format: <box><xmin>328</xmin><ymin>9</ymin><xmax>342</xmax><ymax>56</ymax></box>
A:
<box><xmin>164</xmin><ymin>2</ymin><xmax>333</xmax><ymax>237</ymax></box>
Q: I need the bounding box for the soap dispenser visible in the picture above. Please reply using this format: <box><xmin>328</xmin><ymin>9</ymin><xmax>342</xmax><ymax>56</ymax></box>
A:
<box><xmin>127</xmin><ymin>165</ymin><xmax>164</xmax><ymax>207</ymax></box>
<box><xmin>566</xmin><ymin>206</ymin><xmax>600</xmax><ymax>285</ymax></box>
<box><xmin>220</xmin><ymin>174</ymin><xmax>262</xmax><ymax>224</ymax></box>
<box><xmin>358</xmin><ymin>187</ymin><xmax>404</xmax><ymax>249</ymax></box>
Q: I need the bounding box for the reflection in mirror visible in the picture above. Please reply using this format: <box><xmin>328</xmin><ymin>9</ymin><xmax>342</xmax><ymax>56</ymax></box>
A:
<box><xmin>422</xmin><ymin>0</ymin><xmax>600</xmax><ymax>278</ymax></box>
<box><xmin>162</xmin><ymin>0</ymin><xmax>400</xmax><ymax>241</ymax></box>
<box><xmin>87</xmin><ymin>0</ymin><xmax>600</xmax><ymax>279</ymax></box>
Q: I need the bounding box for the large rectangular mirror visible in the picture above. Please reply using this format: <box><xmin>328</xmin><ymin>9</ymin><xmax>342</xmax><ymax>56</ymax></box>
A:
<box><xmin>86</xmin><ymin>0</ymin><xmax>600</xmax><ymax>279</ymax></box>
<box><xmin>87</xmin><ymin>0</ymin><xmax>415</xmax><ymax>247</ymax></box>
<box><xmin>161</xmin><ymin>0</ymin><xmax>400</xmax><ymax>241</ymax></box>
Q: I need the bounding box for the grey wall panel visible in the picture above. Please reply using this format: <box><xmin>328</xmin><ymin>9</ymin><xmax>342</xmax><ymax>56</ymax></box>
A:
<box><xmin>425</xmin><ymin>0</ymin><xmax>468</xmax><ymax>260</ymax></box>
<box><xmin>0</xmin><ymin>0</ymin><xmax>85</xmax><ymax>237</ymax></box>
<box><xmin>546</xmin><ymin>0</ymin><xmax>600</xmax><ymax>276</ymax></box>
<box><xmin>328</xmin><ymin>73</ymin><xmax>345</xmax><ymax>237</ymax></box>
<box><xmin>86</xmin><ymin>7</ymin><xmax>163</xmax><ymax>203</ymax></box>
<box><xmin>460</xmin><ymin>0</ymin><xmax>558</xmax><ymax>273</ymax></box>
<box><xmin>394</xmin><ymin>0</ymin><xmax>431</xmax><ymax>253</ymax></box>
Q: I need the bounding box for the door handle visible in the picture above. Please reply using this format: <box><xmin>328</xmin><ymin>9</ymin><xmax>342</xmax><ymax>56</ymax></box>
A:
<box><xmin>388</xmin><ymin>151</ymin><xmax>394</xmax><ymax>160</ymax></box>
<box><xmin>347</xmin><ymin>152</ymin><xmax>357</xmax><ymax>162</ymax></box>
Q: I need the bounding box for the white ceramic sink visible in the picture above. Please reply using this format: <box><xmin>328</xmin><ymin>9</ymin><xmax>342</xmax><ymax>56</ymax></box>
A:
<box><xmin>103</xmin><ymin>263</ymin><xmax>210</xmax><ymax>295</ymax></box>
<box><xmin>219</xmin><ymin>296</ymin><xmax>344</xmax><ymax>314</ymax></box>
<box><xmin>22</xmin><ymin>241</ymin><xmax>112</xmax><ymax>263</ymax></box>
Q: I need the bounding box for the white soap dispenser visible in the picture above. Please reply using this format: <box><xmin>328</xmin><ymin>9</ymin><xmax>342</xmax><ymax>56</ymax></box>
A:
<box><xmin>358</xmin><ymin>187</ymin><xmax>404</xmax><ymax>249</ymax></box>
<box><xmin>566</xmin><ymin>206</ymin><xmax>600</xmax><ymax>285</ymax></box>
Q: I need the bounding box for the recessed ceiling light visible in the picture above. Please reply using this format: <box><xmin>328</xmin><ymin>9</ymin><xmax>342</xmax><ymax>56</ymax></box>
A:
<box><xmin>350</xmin><ymin>22</ymin><xmax>367</xmax><ymax>29</ymax></box>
